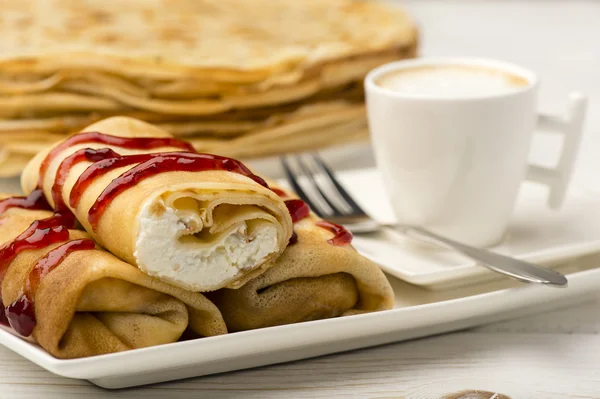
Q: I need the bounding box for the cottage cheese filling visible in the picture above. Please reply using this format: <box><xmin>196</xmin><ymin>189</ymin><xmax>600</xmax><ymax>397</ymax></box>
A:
<box><xmin>135</xmin><ymin>200</ymin><xmax>279</xmax><ymax>291</ymax></box>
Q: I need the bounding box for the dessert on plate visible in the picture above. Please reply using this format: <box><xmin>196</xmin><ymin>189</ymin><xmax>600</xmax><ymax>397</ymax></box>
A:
<box><xmin>21</xmin><ymin>117</ymin><xmax>294</xmax><ymax>292</ymax></box>
<box><xmin>0</xmin><ymin>197</ymin><xmax>226</xmax><ymax>359</ymax></box>
<box><xmin>210</xmin><ymin>187</ymin><xmax>394</xmax><ymax>332</ymax></box>
<box><xmin>0</xmin><ymin>116</ymin><xmax>394</xmax><ymax>359</ymax></box>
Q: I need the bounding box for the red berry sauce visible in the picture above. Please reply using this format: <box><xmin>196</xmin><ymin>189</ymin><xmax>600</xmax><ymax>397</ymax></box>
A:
<box><xmin>1</xmin><ymin>131</ymin><xmax>274</xmax><ymax>336</ymax></box>
<box><xmin>5</xmin><ymin>239</ymin><xmax>95</xmax><ymax>336</ymax></box>
<box><xmin>316</xmin><ymin>221</ymin><xmax>353</xmax><ymax>246</ymax></box>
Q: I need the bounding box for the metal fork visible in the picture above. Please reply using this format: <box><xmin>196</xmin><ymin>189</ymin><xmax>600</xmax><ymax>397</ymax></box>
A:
<box><xmin>281</xmin><ymin>153</ymin><xmax>568</xmax><ymax>287</ymax></box>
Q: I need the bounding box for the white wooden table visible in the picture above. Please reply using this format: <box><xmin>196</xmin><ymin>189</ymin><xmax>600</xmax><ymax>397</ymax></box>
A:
<box><xmin>1</xmin><ymin>1</ymin><xmax>600</xmax><ymax>397</ymax></box>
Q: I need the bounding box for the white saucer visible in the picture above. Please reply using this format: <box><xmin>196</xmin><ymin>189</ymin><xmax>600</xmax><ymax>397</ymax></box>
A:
<box><xmin>328</xmin><ymin>167</ymin><xmax>600</xmax><ymax>290</ymax></box>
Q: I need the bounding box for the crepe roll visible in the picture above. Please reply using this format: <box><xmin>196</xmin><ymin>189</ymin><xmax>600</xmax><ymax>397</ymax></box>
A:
<box><xmin>21</xmin><ymin>117</ymin><xmax>293</xmax><ymax>291</ymax></box>
<box><xmin>210</xmin><ymin>187</ymin><xmax>394</xmax><ymax>331</ymax></box>
<box><xmin>0</xmin><ymin>200</ymin><xmax>226</xmax><ymax>359</ymax></box>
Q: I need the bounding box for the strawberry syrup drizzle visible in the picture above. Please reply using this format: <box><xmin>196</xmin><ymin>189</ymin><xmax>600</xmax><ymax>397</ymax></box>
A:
<box><xmin>278</xmin><ymin>193</ymin><xmax>352</xmax><ymax>246</ymax></box>
<box><xmin>0</xmin><ymin>131</ymin><xmax>279</xmax><ymax>335</ymax></box>
<box><xmin>38</xmin><ymin>131</ymin><xmax>194</xmax><ymax>187</ymax></box>
<box><xmin>315</xmin><ymin>221</ymin><xmax>353</xmax><ymax>246</ymax></box>
<box><xmin>3</xmin><ymin>132</ymin><xmax>195</xmax><ymax>335</ymax></box>
<box><xmin>0</xmin><ymin>190</ymin><xmax>49</xmax><ymax>215</ymax></box>
<box><xmin>52</xmin><ymin>148</ymin><xmax>121</xmax><ymax>210</ymax></box>
<box><xmin>85</xmin><ymin>152</ymin><xmax>268</xmax><ymax>228</ymax></box>
<box><xmin>5</xmin><ymin>239</ymin><xmax>95</xmax><ymax>336</ymax></box>
<box><xmin>0</xmin><ymin>209</ymin><xmax>75</xmax><ymax>331</ymax></box>
<box><xmin>284</xmin><ymin>199</ymin><xmax>310</xmax><ymax>246</ymax></box>
<box><xmin>0</xmin><ymin>190</ymin><xmax>53</xmax><ymax>327</ymax></box>
<box><xmin>275</xmin><ymin>189</ymin><xmax>352</xmax><ymax>246</ymax></box>
<box><xmin>284</xmin><ymin>199</ymin><xmax>310</xmax><ymax>224</ymax></box>
<box><xmin>271</xmin><ymin>188</ymin><xmax>287</xmax><ymax>197</ymax></box>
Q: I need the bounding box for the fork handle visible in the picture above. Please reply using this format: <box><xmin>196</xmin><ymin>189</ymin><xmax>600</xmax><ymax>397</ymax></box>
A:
<box><xmin>389</xmin><ymin>226</ymin><xmax>568</xmax><ymax>287</ymax></box>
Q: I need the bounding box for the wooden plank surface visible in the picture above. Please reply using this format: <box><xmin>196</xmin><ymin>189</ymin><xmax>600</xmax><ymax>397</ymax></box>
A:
<box><xmin>1</xmin><ymin>0</ymin><xmax>600</xmax><ymax>397</ymax></box>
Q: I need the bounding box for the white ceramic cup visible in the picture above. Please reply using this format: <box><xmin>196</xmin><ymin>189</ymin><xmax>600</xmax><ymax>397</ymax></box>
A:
<box><xmin>365</xmin><ymin>57</ymin><xmax>587</xmax><ymax>247</ymax></box>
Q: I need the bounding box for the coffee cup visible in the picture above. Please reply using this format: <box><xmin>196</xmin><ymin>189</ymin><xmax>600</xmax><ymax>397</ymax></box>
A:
<box><xmin>365</xmin><ymin>57</ymin><xmax>587</xmax><ymax>247</ymax></box>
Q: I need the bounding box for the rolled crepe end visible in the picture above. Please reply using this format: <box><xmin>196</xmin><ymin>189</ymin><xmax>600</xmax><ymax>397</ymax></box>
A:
<box><xmin>134</xmin><ymin>195</ymin><xmax>283</xmax><ymax>292</ymax></box>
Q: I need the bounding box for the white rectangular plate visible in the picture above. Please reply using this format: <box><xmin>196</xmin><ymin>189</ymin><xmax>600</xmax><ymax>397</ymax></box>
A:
<box><xmin>1</xmin><ymin>252</ymin><xmax>599</xmax><ymax>389</ymax></box>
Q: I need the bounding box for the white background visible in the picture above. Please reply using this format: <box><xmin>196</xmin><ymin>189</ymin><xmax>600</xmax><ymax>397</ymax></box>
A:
<box><xmin>1</xmin><ymin>1</ymin><xmax>600</xmax><ymax>397</ymax></box>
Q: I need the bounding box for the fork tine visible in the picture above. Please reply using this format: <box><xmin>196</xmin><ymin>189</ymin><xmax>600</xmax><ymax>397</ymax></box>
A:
<box><xmin>294</xmin><ymin>155</ymin><xmax>345</xmax><ymax>217</ymax></box>
<box><xmin>280</xmin><ymin>156</ymin><xmax>326</xmax><ymax>218</ymax></box>
<box><xmin>310</xmin><ymin>153</ymin><xmax>367</xmax><ymax>215</ymax></box>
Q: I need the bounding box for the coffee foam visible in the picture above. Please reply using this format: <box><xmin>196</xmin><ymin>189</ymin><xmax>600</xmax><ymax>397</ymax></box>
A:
<box><xmin>375</xmin><ymin>65</ymin><xmax>530</xmax><ymax>97</ymax></box>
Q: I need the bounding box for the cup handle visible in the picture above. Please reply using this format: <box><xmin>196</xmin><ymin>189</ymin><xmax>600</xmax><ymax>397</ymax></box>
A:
<box><xmin>525</xmin><ymin>92</ymin><xmax>587</xmax><ymax>209</ymax></box>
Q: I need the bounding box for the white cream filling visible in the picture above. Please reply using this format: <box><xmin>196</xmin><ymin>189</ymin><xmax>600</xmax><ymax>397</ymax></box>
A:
<box><xmin>134</xmin><ymin>201</ymin><xmax>279</xmax><ymax>291</ymax></box>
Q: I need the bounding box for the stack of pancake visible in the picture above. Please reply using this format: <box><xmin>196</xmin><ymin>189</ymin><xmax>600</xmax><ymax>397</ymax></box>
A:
<box><xmin>0</xmin><ymin>0</ymin><xmax>418</xmax><ymax>176</ymax></box>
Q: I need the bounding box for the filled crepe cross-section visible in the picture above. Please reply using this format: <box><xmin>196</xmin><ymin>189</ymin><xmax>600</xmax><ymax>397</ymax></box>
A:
<box><xmin>0</xmin><ymin>193</ymin><xmax>227</xmax><ymax>359</ymax></box>
<box><xmin>1</xmin><ymin>115</ymin><xmax>394</xmax><ymax>356</ymax></box>
<box><xmin>210</xmin><ymin>186</ymin><xmax>394</xmax><ymax>332</ymax></box>
<box><xmin>21</xmin><ymin>117</ymin><xmax>293</xmax><ymax>292</ymax></box>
